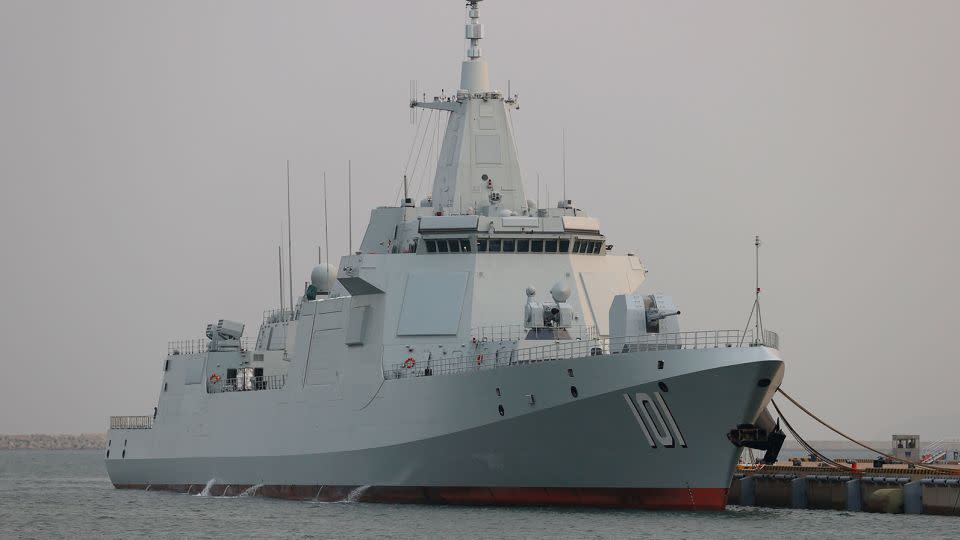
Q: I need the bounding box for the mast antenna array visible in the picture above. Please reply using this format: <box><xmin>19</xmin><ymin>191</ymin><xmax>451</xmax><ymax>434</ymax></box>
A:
<box><xmin>739</xmin><ymin>235</ymin><xmax>765</xmax><ymax>345</ymax></box>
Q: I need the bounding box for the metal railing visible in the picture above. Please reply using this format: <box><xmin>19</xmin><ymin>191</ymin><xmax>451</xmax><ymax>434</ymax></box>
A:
<box><xmin>167</xmin><ymin>337</ymin><xmax>255</xmax><ymax>356</ymax></box>
<box><xmin>263</xmin><ymin>308</ymin><xmax>296</xmax><ymax>324</ymax></box>
<box><xmin>207</xmin><ymin>374</ymin><xmax>287</xmax><ymax>394</ymax></box>
<box><xmin>922</xmin><ymin>439</ymin><xmax>960</xmax><ymax>464</ymax></box>
<box><xmin>471</xmin><ymin>324</ymin><xmax>599</xmax><ymax>342</ymax></box>
<box><xmin>110</xmin><ymin>416</ymin><xmax>153</xmax><ymax>430</ymax></box>
<box><xmin>619</xmin><ymin>329</ymin><xmax>779</xmax><ymax>352</ymax></box>
<box><xmin>385</xmin><ymin>328</ymin><xmax>779</xmax><ymax>380</ymax></box>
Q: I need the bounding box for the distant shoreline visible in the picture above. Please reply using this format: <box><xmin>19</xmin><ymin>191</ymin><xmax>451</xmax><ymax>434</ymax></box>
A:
<box><xmin>0</xmin><ymin>434</ymin><xmax>889</xmax><ymax>452</ymax></box>
<box><xmin>0</xmin><ymin>433</ymin><xmax>106</xmax><ymax>450</ymax></box>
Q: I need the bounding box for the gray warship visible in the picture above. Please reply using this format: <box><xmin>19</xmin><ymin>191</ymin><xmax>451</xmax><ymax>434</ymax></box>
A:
<box><xmin>106</xmin><ymin>1</ymin><xmax>785</xmax><ymax>510</ymax></box>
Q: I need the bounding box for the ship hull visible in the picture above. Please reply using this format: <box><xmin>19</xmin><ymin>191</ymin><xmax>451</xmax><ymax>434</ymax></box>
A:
<box><xmin>106</xmin><ymin>347</ymin><xmax>783</xmax><ymax>510</ymax></box>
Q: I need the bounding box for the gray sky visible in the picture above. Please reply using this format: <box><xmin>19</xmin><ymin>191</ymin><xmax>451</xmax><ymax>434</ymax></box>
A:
<box><xmin>1</xmin><ymin>1</ymin><xmax>958</xmax><ymax>441</ymax></box>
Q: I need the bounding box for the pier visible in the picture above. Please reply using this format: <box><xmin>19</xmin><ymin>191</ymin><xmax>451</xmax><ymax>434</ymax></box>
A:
<box><xmin>729</xmin><ymin>461</ymin><xmax>960</xmax><ymax>515</ymax></box>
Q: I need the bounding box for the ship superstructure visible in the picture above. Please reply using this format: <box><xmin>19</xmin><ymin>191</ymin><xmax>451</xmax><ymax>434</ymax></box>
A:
<box><xmin>106</xmin><ymin>1</ymin><xmax>785</xmax><ymax>510</ymax></box>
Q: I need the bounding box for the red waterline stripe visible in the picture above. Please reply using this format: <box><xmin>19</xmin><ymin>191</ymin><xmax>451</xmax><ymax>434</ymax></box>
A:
<box><xmin>114</xmin><ymin>484</ymin><xmax>728</xmax><ymax>510</ymax></box>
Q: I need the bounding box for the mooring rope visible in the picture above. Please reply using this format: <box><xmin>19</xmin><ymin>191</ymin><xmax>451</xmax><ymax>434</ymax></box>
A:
<box><xmin>771</xmin><ymin>398</ymin><xmax>854</xmax><ymax>473</ymax></box>
<box><xmin>777</xmin><ymin>388</ymin><xmax>957</xmax><ymax>475</ymax></box>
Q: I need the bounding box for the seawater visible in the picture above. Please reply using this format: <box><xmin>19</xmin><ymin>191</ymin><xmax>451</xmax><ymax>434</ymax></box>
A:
<box><xmin>0</xmin><ymin>450</ymin><xmax>954</xmax><ymax>540</ymax></box>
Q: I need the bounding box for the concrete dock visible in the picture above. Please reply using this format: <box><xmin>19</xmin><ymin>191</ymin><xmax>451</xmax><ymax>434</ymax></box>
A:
<box><xmin>729</xmin><ymin>460</ymin><xmax>960</xmax><ymax>515</ymax></box>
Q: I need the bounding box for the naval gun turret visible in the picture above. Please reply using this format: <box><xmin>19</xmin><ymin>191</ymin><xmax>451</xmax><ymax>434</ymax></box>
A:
<box><xmin>609</xmin><ymin>293</ymin><xmax>681</xmax><ymax>352</ymax></box>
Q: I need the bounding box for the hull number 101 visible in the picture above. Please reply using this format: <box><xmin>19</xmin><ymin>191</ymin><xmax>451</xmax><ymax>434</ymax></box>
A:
<box><xmin>623</xmin><ymin>391</ymin><xmax>687</xmax><ymax>448</ymax></box>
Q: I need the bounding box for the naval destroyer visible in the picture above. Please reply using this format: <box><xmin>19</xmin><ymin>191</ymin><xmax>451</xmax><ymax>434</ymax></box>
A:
<box><xmin>106</xmin><ymin>1</ymin><xmax>786</xmax><ymax>510</ymax></box>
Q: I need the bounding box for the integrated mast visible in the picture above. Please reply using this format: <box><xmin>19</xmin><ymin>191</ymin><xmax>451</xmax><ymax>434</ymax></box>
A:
<box><xmin>413</xmin><ymin>0</ymin><xmax>528</xmax><ymax>216</ymax></box>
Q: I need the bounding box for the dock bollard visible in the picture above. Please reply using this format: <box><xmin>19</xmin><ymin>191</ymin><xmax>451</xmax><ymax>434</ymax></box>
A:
<box><xmin>846</xmin><ymin>479</ymin><xmax>862</xmax><ymax>512</ymax></box>
<box><xmin>740</xmin><ymin>476</ymin><xmax>755</xmax><ymax>506</ymax></box>
<box><xmin>903</xmin><ymin>481</ymin><xmax>923</xmax><ymax>514</ymax></box>
<box><xmin>791</xmin><ymin>477</ymin><xmax>808</xmax><ymax>509</ymax></box>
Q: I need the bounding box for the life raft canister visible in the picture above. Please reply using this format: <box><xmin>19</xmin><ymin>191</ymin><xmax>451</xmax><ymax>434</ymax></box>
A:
<box><xmin>403</xmin><ymin>357</ymin><xmax>416</xmax><ymax>369</ymax></box>
<box><xmin>209</xmin><ymin>372</ymin><xmax>221</xmax><ymax>383</ymax></box>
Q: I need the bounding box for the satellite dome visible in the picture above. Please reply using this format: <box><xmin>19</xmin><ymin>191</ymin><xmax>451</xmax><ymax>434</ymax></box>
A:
<box><xmin>550</xmin><ymin>280</ymin><xmax>571</xmax><ymax>303</ymax></box>
<box><xmin>525</xmin><ymin>286</ymin><xmax>536</xmax><ymax>297</ymax></box>
<box><xmin>310</xmin><ymin>263</ymin><xmax>337</xmax><ymax>293</ymax></box>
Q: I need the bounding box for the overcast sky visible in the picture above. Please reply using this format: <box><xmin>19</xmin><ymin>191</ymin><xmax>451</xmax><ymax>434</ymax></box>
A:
<box><xmin>1</xmin><ymin>1</ymin><xmax>958</xmax><ymax>441</ymax></box>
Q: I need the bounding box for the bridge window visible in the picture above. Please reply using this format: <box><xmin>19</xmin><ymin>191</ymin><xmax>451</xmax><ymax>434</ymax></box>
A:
<box><xmin>545</xmin><ymin>239</ymin><xmax>558</xmax><ymax>252</ymax></box>
<box><xmin>489</xmin><ymin>239</ymin><xmax>502</xmax><ymax>252</ymax></box>
<box><xmin>425</xmin><ymin>239</ymin><xmax>437</xmax><ymax>253</ymax></box>
<box><xmin>477</xmin><ymin>238</ymin><xmax>488</xmax><ymax>252</ymax></box>
<box><xmin>593</xmin><ymin>241</ymin><xmax>602</xmax><ymax>254</ymax></box>
<box><xmin>449</xmin><ymin>239</ymin><xmax>461</xmax><ymax>253</ymax></box>
<box><xmin>517</xmin><ymin>239</ymin><xmax>529</xmax><ymax>252</ymax></box>
<box><xmin>436</xmin><ymin>240</ymin><xmax>449</xmax><ymax>253</ymax></box>
<box><xmin>531</xmin><ymin>239</ymin><xmax>544</xmax><ymax>252</ymax></box>
<box><xmin>502</xmin><ymin>239</ymin><xmax>515</xmax><ymax>253</ymax></box>
<box><xmin>559</xmin><ymin>239</ymin><xmax>570</xmax><ymax>253</ymax></box>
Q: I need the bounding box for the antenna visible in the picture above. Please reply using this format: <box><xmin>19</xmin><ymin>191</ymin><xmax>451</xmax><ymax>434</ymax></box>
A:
<box><xmin>403</xmin><ymin>174</ymin><xmax>409</xmax><ymax>202</ymax></box>
<box><xmin>739</xmin><ymin>235</ymin><xmax>765</xmax><ymax>345</ymax></box>
<box><xmin>536</xmin><ymin>172</ymin><xmax>541</xmax><ymax>210</ymax></box>
<box><xmin>323</xmin><ymin>172</ymin><xmax>330</xmax><ymax>264</ymax></box>
<box><xmin>286</xmin><ymin>160</ymin><xmax>294</xmax><ymax>316</ymax></box>
<box><xmin>278</xmin><ymin>244</ymin><xmax>284</xmax><ymax>316</ymax></box>
<box><xmin>348</xmin><ymin>160</ymin><xmax>353</xmax><ymax>254</ymax></box>
<box><xmin>561</xmin><ymin>129</ymin><xmax>567</xmax><ymax>202</ymax></box>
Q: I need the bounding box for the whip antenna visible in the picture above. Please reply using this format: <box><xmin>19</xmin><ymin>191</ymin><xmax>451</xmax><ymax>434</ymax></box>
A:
<box><xmin>278</xmin><ymin>243</ymin><xmax>284</xmax><ymax>316</ymax></box>
<box><xmin>323</xmin><ymin>172</ymin><xmax>330</xmax><ymax>264</ymax></box>
<box><xmin>348</xmin><ymin>160</ymin><xmax>353</xmax><ymax>254</ymax></box>
<box><xmin>286</xmin><ymin>160</ymin><xmax>294</xmax><ymax>315</ymax></box>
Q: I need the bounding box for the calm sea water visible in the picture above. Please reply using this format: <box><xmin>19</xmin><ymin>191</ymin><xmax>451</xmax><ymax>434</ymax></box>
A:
<box><xmin>0</xmin><ymin>450</ymin><xmax>954</xmax><ymax>539</ymax></box>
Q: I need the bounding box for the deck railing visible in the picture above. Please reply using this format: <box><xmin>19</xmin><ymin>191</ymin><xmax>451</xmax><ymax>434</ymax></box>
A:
<box><xmin>167</xmin><ymin>337</ymin><xmax>255</xmax><ymax>356</ymax></box>
<box><xmin>109</xmin><ymin>416</ymin><xmax>153</xmax><ymax>430</ymax></box>
<box><xmin>207</xmin><ymin>374</ymin><xmax>287</xmax><ymax>394</ymax></box>
<box><xmin>471</xmin><ymin>324</ymin><xmax>599</xmax><ymax>342</ymax></box>
<box><xmin>385</xmin><ymin>328</ymin><xmax>779</xmax><ymax>379</ymax></box>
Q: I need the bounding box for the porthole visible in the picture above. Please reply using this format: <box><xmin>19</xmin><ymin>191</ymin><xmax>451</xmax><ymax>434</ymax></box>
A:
<box><xmin>658</xmin><ymin>381</ymin><xmax>669</xmax><ymax>393</ymax></box>
<box><xmin>758</xmin><ymin>378</ymin><xmax>771</xmax><ymax>388</ymax></box>
<box><xmin>498</xmin><ymin>405</ymin><xmax>505</xmax><ymax>416</ymax></box>
<box><xmin>106</xmin><ymin>450</ymin><xmax>110</xmax><ymax>458</ymax></box>
<box><xmin>124</xmin><ymin>439</ymin><xmax>127</xmax><ymax>446</ymax></box>
<box><xmin>657</xmin><ymin>360</ymin><xmax>664</xmax><ymax>370</ymax></box>
<box><xmin>122</xmin><ymin>449</ymin><xmax>126</xmax><ymax>458</ymax></box>
<box><xmin>108</xmin><ymin>440</ymin><xmax>111</xmax><ymax>447</ymax></box>
<box><xmin>570</xmin><ymin>386</ymin><xmax>579</xmax><ymax>398</ymax></box>
<box><xmin>163</xmin><ymin>382</ymin><xmax>168</xmax><ymax>392</ymax></box>
<box><xmin>566</xmin><ymin>368</ymin><xmax>574</xmax><ymax>377</ymax></box>
<box><xmin>495</xmin><ymin>387</ymin><xmax>501</xmax><ymax>397</ymax></box>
